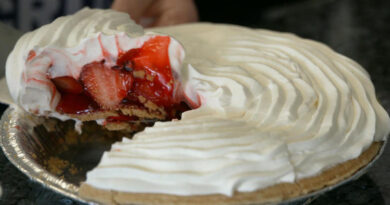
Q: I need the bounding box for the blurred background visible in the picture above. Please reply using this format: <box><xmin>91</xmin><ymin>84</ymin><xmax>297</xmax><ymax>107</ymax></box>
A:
<box><xmin>2</xmin><ymin>0</ymin><xmax>308</xmax><ymax>32</ymax></box>
<box><xmin>1</xmin><ymin>0</ymin><xmax>389</xmax><ymax>80</ymax></box>
<box><xmin>1</xmin><ymin>0</ymin><xmax>389</xmax><ymax>204</ymax></box>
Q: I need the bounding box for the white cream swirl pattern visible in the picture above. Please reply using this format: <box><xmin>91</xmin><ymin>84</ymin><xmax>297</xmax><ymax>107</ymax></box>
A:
<box><xmin>5</xmin><ymin>8</ymin><xmax>389</xmax><ymax>197</ymax></box>
<box><xmin>85</xmin><ymin>23</ymin><xmax>390</xmax><ymax>196</ymax></box>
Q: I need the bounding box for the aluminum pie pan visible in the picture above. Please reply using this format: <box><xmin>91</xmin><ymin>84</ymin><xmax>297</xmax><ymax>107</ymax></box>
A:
<box><xmin>0</xmin><ymin>106</ymin><xmax>83</xmax><ymax>202</ymax></box>
<box><xmin>0</xmin><ymin>106</ymin><xmax>387</xmax><ymax>204</ymax></box>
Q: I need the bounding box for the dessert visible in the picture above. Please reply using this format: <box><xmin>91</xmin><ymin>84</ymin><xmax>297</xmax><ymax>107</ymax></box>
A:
<box><xmin>6</xmin><ymin>8</ymin><xmax>390</xmax><ymax>205</ymax></box>
<box><xmin>6</xmin><ymin>8</ymin><xmax>188</xmax><ymax>132</ymax></box>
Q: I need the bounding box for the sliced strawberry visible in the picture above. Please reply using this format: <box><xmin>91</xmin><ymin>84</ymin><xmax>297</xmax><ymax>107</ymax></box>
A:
<box><xmin>137</xmin><ymin>36</ymin><xmax>171</xmax><ymax>70</ymax></box>
<box><xmin>117</xmin><ymin>36</ymin><xmax>175</xmax><ymax>106</ymax></box>
<box><xmin>132</xmin><ymin>55</ymin><xmax>153</xmax><ymax>72</ymax></box>
<box><xmin>52</xmin><ymin>76</ymin><xmax>83</xmax><ymax>94</ymax></box>
<box><xmin>117</xmin><ymin>36</ymin><xmax>171</xmax><ymax>71</ymax></box>
<box><xmin>80</xmin><ymin>62</ymin><xmax>133</xmax><ymax>109</ymax></box>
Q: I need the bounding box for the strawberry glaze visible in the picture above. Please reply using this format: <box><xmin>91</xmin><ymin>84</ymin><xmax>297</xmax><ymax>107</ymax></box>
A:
<box><xmin>27</xmin><ymin>51</ymin><xmax>36</xmax><ymax>61</ymax></box>
<box><xmin>53</xmin><ymin>35</ymin><xmax>190</xmax><ymax>117</ymax></box>
<box><xmin>115</xmin><ymin>35</ymin><xmax>124</xmax><ymax>57</ymax></box>
<box><xmin>97</xmin><ymin>35</ymin><xmax>112</xmax><ymax>59</ymax></box>
<box><xmin>106</xmin><ymin>115</ymin><xmax>138</xmax><ymax>123</ymax></box>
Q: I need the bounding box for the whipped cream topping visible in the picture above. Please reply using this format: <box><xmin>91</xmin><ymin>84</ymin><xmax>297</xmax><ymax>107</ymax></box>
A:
<box><xmin>85</xmin><ymin>23</ymin><xmax>390</xmax><ymax>196</ymax></box>
<box><xmin>6</xmin><ymin>8</ymin><xmax>184</xmax><ymax>117</ymax></box>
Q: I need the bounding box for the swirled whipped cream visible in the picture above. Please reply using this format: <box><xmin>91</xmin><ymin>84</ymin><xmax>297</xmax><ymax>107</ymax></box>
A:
<box><xmin>85</xmin><ymin>23</ymin><xmax>390</xmax><ymax>196</ymax></box>
<box><xmin>6</xmin><ymin>8</ymin><xmax>184</xmax><ymax>120</ymax></box>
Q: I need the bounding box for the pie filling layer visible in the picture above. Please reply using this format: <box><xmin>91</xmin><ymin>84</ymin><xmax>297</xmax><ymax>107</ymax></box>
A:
<box><xmin>21</xmin><ymin>33</ymin><xmax>191</xmax><ymax>129</ymax></box>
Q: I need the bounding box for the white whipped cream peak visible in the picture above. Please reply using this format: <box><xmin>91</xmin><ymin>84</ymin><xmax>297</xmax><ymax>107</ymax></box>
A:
<box><xmin>86</xmin><ymin>23</ymin><xmax>390</xmax><ymax>196</ymax></box>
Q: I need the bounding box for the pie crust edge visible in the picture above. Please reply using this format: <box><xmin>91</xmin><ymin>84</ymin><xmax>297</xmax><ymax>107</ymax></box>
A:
<box><xmin>78</xmin><ymin>141</ymin><xmax>383</xmax><ymax>205</ymax></box>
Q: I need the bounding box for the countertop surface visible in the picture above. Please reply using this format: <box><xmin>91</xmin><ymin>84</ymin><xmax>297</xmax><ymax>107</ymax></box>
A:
<box><xmin>1</xmin><ymin>0</ymin><xmax>390</xmax><ymax>204</ymax></box>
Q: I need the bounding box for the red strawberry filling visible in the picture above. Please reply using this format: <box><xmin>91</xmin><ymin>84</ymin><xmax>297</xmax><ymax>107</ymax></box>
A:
<box><xmin>118</xmin><ymin>35</ymin><xmax>177</xmax><ymax>107</ymax></box>
<box><xmin>56</xmin><ymin>93</ymin><xmax>98</xmax><ymax>114</ymax></box>
<box><xmin>106</xmin><ymin>115</ymin><xmax>138</xmax><ymax>123</ymax></box>
<box><xmin>52</xmin><ymin>76</ymin><xmax>84</xmax><ymax>94</ymax></box>
<box><xmin>52</xmin><ymin>36</ymin><xmax>189</xmax><ymax>122</ymax></box>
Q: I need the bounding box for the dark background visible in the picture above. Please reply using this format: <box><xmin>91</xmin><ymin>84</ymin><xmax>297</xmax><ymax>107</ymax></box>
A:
<box><xmin>1</xmin><ymin>0</ymin><xmax>390</xmax><ymax>204</ymax></box>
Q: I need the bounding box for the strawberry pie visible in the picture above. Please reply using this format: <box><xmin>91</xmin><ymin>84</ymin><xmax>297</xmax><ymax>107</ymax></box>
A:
<box><xmin>6</xmin><ymin>8</ymin><xmax>390</xmax><ymax>205</ymax></box>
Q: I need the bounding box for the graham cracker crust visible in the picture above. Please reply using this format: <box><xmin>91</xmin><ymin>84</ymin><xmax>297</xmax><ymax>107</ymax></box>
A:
<box><xmin>66</xmin><ymin>99</ymin><xmax>167</xmax><ymax>131</ymax></box>
<box><xmin>79</xmin><ymin>141</ymin><xmax>383</xmax><ymax>205</ymax></box>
